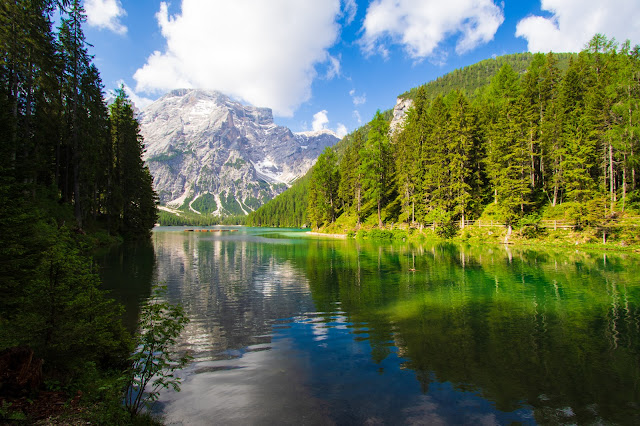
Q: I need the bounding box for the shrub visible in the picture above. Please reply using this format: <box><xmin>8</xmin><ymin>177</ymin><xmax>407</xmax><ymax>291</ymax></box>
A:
<box><xmin>356</xmin><ymin>229</ymin><xmax>368</xmax><ymax>239</ymax></box>
<box><xmin>368</xmin><ymin>229</ymin><xmax>393</xmax><ymax>240</ymax></box>
<box><xmin>519</xmin><ymin>214</ymin><xmax>545</xmax><ymax>239</ymax></box>
<box><xmin>391</xmin><ymin>229</ymin><xmax>408</xmax><ymax>241</ymax></box>
<box><xmin>435</xmin><ymin>222</ymin><xmax>459</xmax><ymax>239</ymax></box>
<box><xmin>124</xmin><ymin>286</ymin><xmax>191</xmax><ymax>416</ymax></box>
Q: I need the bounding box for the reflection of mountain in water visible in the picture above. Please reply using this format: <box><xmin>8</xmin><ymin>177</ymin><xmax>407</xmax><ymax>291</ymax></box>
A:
<box><xmin>153</xmin><ymin>231</ymin><xmax>315</xmax><ymax>360</ymax></box>
<box><xmin>103</xmin><ymin>231</ymin><xmax>640</xmax><ymax>425</ymax></box>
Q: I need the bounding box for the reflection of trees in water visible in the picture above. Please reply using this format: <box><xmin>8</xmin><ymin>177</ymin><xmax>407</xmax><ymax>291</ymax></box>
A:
<box><xmin>152</xmin><ymin>233</ymin><xmax>314</xmax><ymax>360</ymax></box>
<box><xmin>301</xmin><ymin>241</ymin><xmax>640</xmax><ymax>424</ymax></box>
<box><xmin>97</xmin><ymin>240</ymin><xmax>156</xmax><ymax>332</ymax></box>
<box><xmin>103</xmin><ymin>233</ymin><xmax>640</xmax><ymax>423</ymax></box>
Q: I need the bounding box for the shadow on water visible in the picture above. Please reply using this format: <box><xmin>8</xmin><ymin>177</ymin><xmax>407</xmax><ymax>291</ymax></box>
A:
<box><xmin>95</xmin><ymin>240</ymin><xmax>156</xmax><ymax>333</ymax></box>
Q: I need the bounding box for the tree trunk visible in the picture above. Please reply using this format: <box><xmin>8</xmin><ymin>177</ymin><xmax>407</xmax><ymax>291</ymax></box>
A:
<box><xmin>609</xmin><ymin>142</ymin><xmax>614</xmax><ymax>213</ymax></box>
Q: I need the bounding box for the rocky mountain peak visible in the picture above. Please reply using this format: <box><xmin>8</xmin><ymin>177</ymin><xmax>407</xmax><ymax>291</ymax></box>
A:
<box><xmin>139</xmin><ymin>89</ymin><xmax>339</xmax><ymax>216</ymax></box>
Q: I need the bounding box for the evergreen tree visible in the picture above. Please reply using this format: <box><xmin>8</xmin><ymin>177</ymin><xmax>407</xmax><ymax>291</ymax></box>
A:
<box><xmin>538</xmin><ymin>52</ymin><xmax>564</xmax><ymax>206</ymax></box>
<box><xmin>360</xmin><ymin>110</ymin><xmax>391</xmax><ymax>227</ymax></box>
<box><xmin>58</xmin><ymin>0</ymin><xmax>91</xmax><ymax>227</ymax></box>
<box><xmin>307</xmin><ymin>147</ymin><xmax>339</xmax><ymax>228</ymax></box>
<box><xmin>422</xmin><ymin>96</ymin><xmax>451</xmax><ymax>225</ymax></box>
<box><xmin>560</xmin><ymin>54</ymin><xmax>597</xmax><ymax>203</ymax></box>
<box><xmin>109</xmin><ymin>87</ymin><xmax>158</xmax><ymax>238</ymax></box>
<box><xmin>447</xmin><ymin>91</ymin><xmax>479</xmax><ymax>228</ymax></box>
<box><xmin>394</xmin><ymin>86</ymin><xmax>428</xmax><ymax>224</ymax></box>
<box><xmin>485</xmin><ymin>64</ymin><xmax>531</xmax><ymax>226</ymax></box>
<box><xmin>338</xmin><ymin>128</ymin><xmax>366</xmax><ymax>223</ymax></box>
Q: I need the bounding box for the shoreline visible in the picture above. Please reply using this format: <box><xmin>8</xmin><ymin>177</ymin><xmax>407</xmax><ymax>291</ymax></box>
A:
<box><xmin>306</xmin><ymin>231</ymin><xmax>347</xmax><ymax>239</ymax></box>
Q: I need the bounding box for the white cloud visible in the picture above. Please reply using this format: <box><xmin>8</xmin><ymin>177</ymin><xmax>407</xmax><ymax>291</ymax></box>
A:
<box><xmin>85</xmin><ymin>0</ymin><xmax>127</xmax><ymax>34</ymax></box>
<box><xmin>516</xmin><ymin>0</ymin><xmax>640</xmax><ymax>53</ymax></box>
<box><xmin>312</xmin><ymin>110</ymin><xmax>330</xmax><ymax>131</ymax></box>
<box><xmin>336</xmin><ymin>123</ymin><xmax>348</xmax><ymax>138</ymax></box>
<box><xmin>360</xmin><ymin>0</ymin><xmax>504</xmax><ymax>59</ymax></box>
<box><xmin>134</xmin><ymin>0</ymin><xmax>342</xmax><ymax>117</ymax></box>
<box><xmin>120</xmin><ymin>83</ymin><xmax>154</xmax><ymax>110</ymax></box>
<box><xmin>325</xmin><ymin>55</ymin><xmax>341</xmax><ymax>80</ymax></box>
<box><xmin>312</xmin><ymin>109</ymin><xmax>347</xmax><ymax>136</ymax></box>
<box><xmin>353</xmin><ymin>110</ymin><xmax>362</xmax><ymax>124</ymax></box>
<box><xmin>342</xmin><ymin>0</ymin><xmax>357</xmax><ymax>25</ymax></box>
<box><xmin>349</xmin><ymin>89</ymin><xmax>366</xmax><ymax>106</ymax></box>
<box><xmin>107</xmin><ymin>82</ymin><xmax>155</xmax><ymax>110</ymax></box>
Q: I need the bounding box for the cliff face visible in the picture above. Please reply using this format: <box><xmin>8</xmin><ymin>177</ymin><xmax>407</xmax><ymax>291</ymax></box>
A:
<box><xmin>139</xmin><ymin>89</ymin><xmax>339</xmax><ymax>216</ymax></box>
<box><xmin>390</xmin><ymin>97</ymin><xmax>413</xmax><ymax>135</ymax></box>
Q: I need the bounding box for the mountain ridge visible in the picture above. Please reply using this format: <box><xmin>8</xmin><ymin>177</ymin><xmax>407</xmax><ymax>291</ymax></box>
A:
<box><xmin>139</xmin><ymin>89</ymin><xmax>339</xmax><ymax>216</ymax></box>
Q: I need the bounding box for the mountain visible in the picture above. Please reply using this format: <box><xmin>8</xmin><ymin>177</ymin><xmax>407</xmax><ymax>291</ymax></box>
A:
<box><xmin>247</xmin><ymin>52</ymin><xmax>576</xmax><ymax>227</ymax></box>
<box><xmin>139</xmin><ymin>89</ymin><xmax>339</xmax><ymax>216</ymax></box>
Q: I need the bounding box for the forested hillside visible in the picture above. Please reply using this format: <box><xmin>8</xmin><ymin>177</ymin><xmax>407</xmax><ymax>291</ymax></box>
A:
<box><xmin>251</xmin><ymin>36</ymin><xmax>640</xmax><ymax>243</ymax></box>
<box><xmin>246</xmin><ymin>173</ymin><xmax>311</xmax><ymax>227</ymax></box>
<box><xmin>400</xmin><ymin>52</ymin><xmax>574</xmax><ymax>101</ymax></box>
<box><xmin>1</xmin><ymin>0</ymin><xmax>157</xmax><ymax>421</ymax></box>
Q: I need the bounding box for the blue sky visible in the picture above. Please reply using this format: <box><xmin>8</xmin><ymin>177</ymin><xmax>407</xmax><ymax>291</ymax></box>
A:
<box><xmin>82</xmin><ymin>0</ymin><xmax>640</xmax><ymax>135</ymax></box>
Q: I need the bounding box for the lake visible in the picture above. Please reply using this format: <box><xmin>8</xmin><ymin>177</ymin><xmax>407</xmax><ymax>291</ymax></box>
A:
<box><xmin>99</xmin><ymin>226</ymin><xmax>640</xmax><ymax>425</ymax></box>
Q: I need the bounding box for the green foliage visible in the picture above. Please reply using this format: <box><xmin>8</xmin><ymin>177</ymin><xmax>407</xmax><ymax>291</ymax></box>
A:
<box><xmin>252</xmin><ymin>35</ymin><xmax>640</xmax><ymax>247</ymax></box>
<box><xmin>125</xmin><ymin>286</ymin><xmax>191</xmax><ymax>416</ymax></box>
<box><xmin>191</xmin><ymin>193</ymin><xmax>217</xmax><ymax>214</ymax></box>
<box><xmin>109</xmin><ymin>88</ymin><xmax>159</xmax><ymax>239</ymax></box>
<box><xmin>157</xmin><ymin>210</ymin><xmax>246</xmax><ymax>226</ymax></box>
<box><xmin>518</xmin><ymin>214</ymin><xmax>545</xmax><ymax>239</ymax></box>
<box><xmin>0</xmin><ymin>401</ymin><xmax>27</xmax><ymax>421</ymax></box>
<box><xmin>400</xmin><ymin>52</ymin><xmax>574</xmax><ymax>101</ymax></box>
<box><xmin>0</xmin><ymin>2</ymin><xmax>159</xmax><ymax>423</ymax></box>
<box><xmin>219</xmin><ymin>192</ymin><xmax>245</xmax><ymax>216</ymax></box>
<box><xmin>360</xmin><ymin>111</ymin><xmax>392</xmax><ymax>227</ymax></box>
<box><xmin>246</xmin><ymin>174</ymin><xmax>310</xmax><ymax>227</ymax></box>
<box><xmin>307</xmin><ymin>147</ymin><xmax>340</xmax><ymax>228</ymax></box>
<box><xmin>368</xmin><ymin>228</ymin><xmax>393</xmax><ymax>240</ymax></box>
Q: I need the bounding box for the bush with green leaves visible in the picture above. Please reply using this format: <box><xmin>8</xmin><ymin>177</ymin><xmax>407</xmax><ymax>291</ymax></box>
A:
<box><xmin>519</xmin><ymin>214</ymin><xmax>545</xmax><ymax>239</ymax></box>
<box><xmin>125</xmin><ymin>286</ymin><xmax>191</xmax><ymax>416</ymax></box>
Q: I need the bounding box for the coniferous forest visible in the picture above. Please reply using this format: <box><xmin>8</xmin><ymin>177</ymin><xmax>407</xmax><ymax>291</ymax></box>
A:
<box><xmin>1</xmin><ymin>0</ymin><xmax>157</xmax><ymax>422</ymax></box>
<box><xmin>249</xmin><ymin>35</ymin><xmax>640</xmax><ymax>245</ymax></box>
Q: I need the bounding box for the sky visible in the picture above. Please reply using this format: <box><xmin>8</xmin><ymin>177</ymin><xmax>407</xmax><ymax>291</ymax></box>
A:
<box><xmin>82</xmin><ymin>0</ymin><xmax>640</xmax><ymax>136</ymax></box>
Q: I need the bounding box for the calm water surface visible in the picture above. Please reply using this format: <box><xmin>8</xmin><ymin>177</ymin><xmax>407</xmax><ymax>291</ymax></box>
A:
<box><xmin>100</xmin><ymin>226</ymin><xmax>640</xmax><ymax>425</ymax></box>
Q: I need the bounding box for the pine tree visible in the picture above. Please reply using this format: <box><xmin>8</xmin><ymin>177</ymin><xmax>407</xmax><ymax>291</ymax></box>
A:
<box><xmin>422</xmin><ymin>95</ymin><xmax>451</xmax><ymax>225</ymax></box>
<box><xmin>109</xmin><ymin>87</ymin><xmax>158</xmax><ymax>238</ymax></box>
<box><xmin>608</xmin><ymin>40</ymin><xmax>640</xmax><ymax>211</ymax></box>
<box><xmin>538</xmin><ymin>52</ymin><xmax>564</xmax><ymax>206</ymax></box>
<box><xmin>360</xmin><ymin>111</ymin><xmax>391</xmax><ymax>227</ymax></box>
<box><xmin>484</xmin><ymin>64</ymin><xmax>531</xmax><ymax>226</ymax></box>
<box><xmin>307</xmin><ymin>147</ymin><xmax>339</xmax><ymax>228</ymax></box>
<box><xmin>447</xmin><ymin>91</ymin><xmax>479</xmax><ymax>228</ymax></box>
<box><xmin>560</xmin><ymin>54</ymin><xmax>597</xmax><ymax>203</ymax></box>
<box><xmin>338</xmin><ymin>129</ymin><xmax>364</xmax><ymax>217</ymax></box>
<box><xmin>394</xmin><ymin>87</ymin><xmax>428</xmax><ymax>224</ymax></box>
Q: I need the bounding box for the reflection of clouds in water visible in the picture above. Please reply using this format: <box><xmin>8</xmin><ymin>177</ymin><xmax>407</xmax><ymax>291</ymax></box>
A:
<box><xmin>153</xmin><ymin>231</ymin><xmax>314</xmax><ymax>362</ymax></box>
<box><xmin>403</xmin><ymin>395</ymin><xmax>446</xmax><ymax>425</ymax></box>
<box><xmin>312</xmin><ymin>323</ymin><xmax>328</xmax><ymax>341</ymax></box>
<box><xmin>254</xmin><ymin>259</ymin><xmax>310</xmax><ymax>297</ymax></box>
<box><xmin>158</xmin><ymin>338</ymin><xmax>333</xmax><ymax>425</ymax></box>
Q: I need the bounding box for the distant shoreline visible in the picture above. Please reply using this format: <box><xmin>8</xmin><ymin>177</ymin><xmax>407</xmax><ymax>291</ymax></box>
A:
<box><xmin>306</xmin><ymin>231</ymin><xmax>347</xmax><ymax>239</ymax></box>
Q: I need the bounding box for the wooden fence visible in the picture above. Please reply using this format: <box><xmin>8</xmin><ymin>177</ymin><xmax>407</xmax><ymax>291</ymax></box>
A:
<box><xmin>417</xmin><ymin>218</ymin><xmax>638</xmax><ymax>230</ymax></box>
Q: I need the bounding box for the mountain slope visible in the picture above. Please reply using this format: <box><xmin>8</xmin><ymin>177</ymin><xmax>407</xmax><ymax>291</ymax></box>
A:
<box><xmin>247</xmin><ymin>52</ymin><xmax>575</xmax><ymax>227</ymax></box>
<box><xmin>139</xmin><ymin>89</ymin><xmax>339</xmax><ymax>216</ymax></box>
